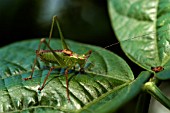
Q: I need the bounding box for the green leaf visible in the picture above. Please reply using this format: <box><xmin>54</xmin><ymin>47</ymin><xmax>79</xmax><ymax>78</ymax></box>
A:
<box><xmin>135</xmin><ymin>92</ymin><xmax>151</xmax><ymax>113</ymax></box>
<box><xmin>0</xmin><ymin>39</ymin><xmax>142</xmax><ymax>112</ymax></box>
<box><xmin>156</xmin><ymin>68</ymin><xmax>170</xmax><ymax>80</ymax></box>
<box><xmin>78</xmin><ymin>71</ymin><xmax>151</xmax><ymax>113</ymax></box>
<box><xmin>108</xmin><ymin>0</ymin><xmax>170</xmax><ymax>71</ymax></box>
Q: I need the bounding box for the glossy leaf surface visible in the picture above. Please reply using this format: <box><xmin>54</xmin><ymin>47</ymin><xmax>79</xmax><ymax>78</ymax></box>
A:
<box><xmin>108</xmin><ymin>0</ymin><xmax>170</xmax><ymax>71</ymax></box>
<box><xmin>0</xmin><ymin>39</ymin><xmax>144</xmax><ymax>112</ymax></box>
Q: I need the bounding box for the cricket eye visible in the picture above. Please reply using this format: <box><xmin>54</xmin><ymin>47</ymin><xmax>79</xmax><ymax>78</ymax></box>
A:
<box><xmin>89</xmin><ymin>50</ymin><xmax>92</xmax><ymax>54</ymax></box>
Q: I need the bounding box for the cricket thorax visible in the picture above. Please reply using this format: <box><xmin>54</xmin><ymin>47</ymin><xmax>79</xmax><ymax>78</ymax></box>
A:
<box><xmin>62</xmin><ymin>49</ymin><xmax>73</xmax><ymax>56</ymax></box>
<box><xmin>69</xmin><ymin>50</ymin><xmax>92</xmax><ymax>60</ymax></box>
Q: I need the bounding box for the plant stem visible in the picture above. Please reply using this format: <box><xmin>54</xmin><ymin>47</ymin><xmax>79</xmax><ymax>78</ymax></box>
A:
<box><xmin>143</xmin><ymin>81</ymin><xmax>170</xmax><ymax>109</ymax></box>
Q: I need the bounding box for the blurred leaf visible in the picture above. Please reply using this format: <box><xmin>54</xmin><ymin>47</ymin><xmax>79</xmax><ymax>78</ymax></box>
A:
<box><xmin>0</xmin><ymin>39</ymin><xmax>137</xmax><ymax>112</ymax></box>
<box><xmin>156</xmin><ymin>68</ymin><xmax>170</xmax><ymax>80</ymax></box>
<box><xmin>108</xmin><ymin>0</ymin><xmax>170</xmax><ymax>71</ymax></box>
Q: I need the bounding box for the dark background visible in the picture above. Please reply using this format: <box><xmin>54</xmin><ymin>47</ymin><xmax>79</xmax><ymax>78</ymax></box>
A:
<box><xmin>0</xmin><ymin>1</ymin><xmax>144</xmax><ymax>112</ymax></box>
<box><xmin>0</xmin><ymin>0</ymin><xmax>143</xmax><ymax>74</ymax></box>
<box><xmin>0</xmin><ymin>0</ymin><xmax>114</xmax><ymax>48</ymax></box>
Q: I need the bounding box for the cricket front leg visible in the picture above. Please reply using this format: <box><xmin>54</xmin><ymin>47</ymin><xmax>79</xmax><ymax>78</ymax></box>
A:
<box><xmin>79</xmin><ymin>67</ymin><xmax>85</xmax><ymax>74</ymax></box>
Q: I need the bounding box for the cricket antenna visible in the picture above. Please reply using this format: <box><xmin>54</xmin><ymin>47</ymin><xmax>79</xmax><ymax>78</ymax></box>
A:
<box><xmin>104</xmin><ymin>42</ymin><xmax>120</xmax><ymax>49</ymax></box>
<box><xmin>103</xmin><ymin>31</ymin><xmax>155</xmax><ymax>49</ymax></box>
<box><xmin>103</xmin><ymin>28</ymin><xmax>170</xmax><ymax>49</ymax></box>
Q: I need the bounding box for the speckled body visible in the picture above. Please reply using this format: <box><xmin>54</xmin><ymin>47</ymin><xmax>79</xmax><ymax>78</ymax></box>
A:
<box><xmin>36</xmin><ymin>50</ymin><xmax>88</xmax><ymax>69</ymax></box>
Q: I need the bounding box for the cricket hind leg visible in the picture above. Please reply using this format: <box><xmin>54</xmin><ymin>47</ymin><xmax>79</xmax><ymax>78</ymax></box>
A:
<box><xmin>64</xmin><ymin>68</ymin><xmax>70</xmax><ymax>102</ymax></box>
<box><xmin>49</xmin><ymin>15</ymin><xmax>70</xmax><ymax>50</ymax></box>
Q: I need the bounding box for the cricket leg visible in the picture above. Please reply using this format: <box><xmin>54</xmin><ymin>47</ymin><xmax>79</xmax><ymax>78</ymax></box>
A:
<box><xmin>49</xmin><ymin>15</ymin><xmax>70</xmax><ymax>50</ymax></box>
<box><xmin>65</xmin><ymin>68</ymin><xmax>70</xmax><ymax>102</ymax></box>
<box><xmin>24</xmin><ymin>39</ymin><xmax>44</xmax><ymax>80</ymax></box>
<box><xmin>23</xmin><ymin>57</ymin><xmax>38</xmax><ymax>80</ymax></box>
<box><xmin>38</xmin><ymin>67</ymin><xmax>54</xmax><ymax>91</ymax></box>
<box><xmin>78</xmin><ymin>50</ymin><xmax>92</xmax><ymax>74</ymax></box>
<box><xmin>48</xmin><ymin>16</ymin><xmax>55</xmax><ymax>45</ymax></box>
<box><xmin>79</xmin><ymin>68</ymin><xmax>85</xmax><ymax>73</ymax></box>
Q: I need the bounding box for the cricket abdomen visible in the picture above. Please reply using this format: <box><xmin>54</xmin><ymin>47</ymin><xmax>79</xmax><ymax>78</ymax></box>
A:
<box><xmin>37</xmin><ymin>50</ymin><xmax>64</xmax><ymax>64</ymax></box>
<box><xmin>36</xmin><ymin>50</ymin><xmax>86</xmax><ymax>68</ymax></box>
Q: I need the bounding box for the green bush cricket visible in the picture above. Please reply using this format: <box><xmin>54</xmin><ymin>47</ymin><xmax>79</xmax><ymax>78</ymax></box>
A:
<box><xmin>24</xmin><ymin>16</ymin><xmax>92</xmax><ymax>102</ymax></box>
<box><xmin>23</xmin><ymin>15</ymin><xmax>167</xmax><ymax>102</ymax></box>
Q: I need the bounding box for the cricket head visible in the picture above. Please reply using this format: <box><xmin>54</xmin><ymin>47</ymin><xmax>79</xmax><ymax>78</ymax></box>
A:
<box><xmin>84</xmin><ymin>50</ymin><xmax>92</xmax><ymax>59</ymax></box>
<box><xmin>80</xmin><ymin>50</ymin><xmax>92</xmax><ymax>60</ymax></box>
<box><xmin>68</xmin><ymin>50</ymin><xmax>92</xmax><ymax>60</ymax></box>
